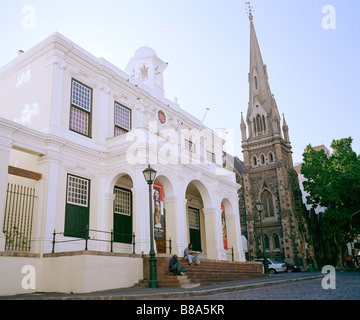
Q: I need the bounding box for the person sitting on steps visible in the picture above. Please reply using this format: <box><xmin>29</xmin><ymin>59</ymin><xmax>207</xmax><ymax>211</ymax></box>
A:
<box><xmin>169</xmin><ymin>255</ymin><xmax>184</xmax><ymax>276</ymax></box>
<box><xmin>184</xmin><ymin>243</ymin><xmax>200</xmax><ymax>266</ymax></box>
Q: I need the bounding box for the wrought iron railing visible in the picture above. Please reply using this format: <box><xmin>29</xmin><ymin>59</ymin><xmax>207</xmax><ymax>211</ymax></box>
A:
<box><xmin>155</xmin><ymin>238</ymin><xmax>172</xmax><ymax>255</ymax></box>
<box><xmin>3</xmin><ymin>184</ymin><xmax>36</xmax><ymax>252</ymax></box>
<box><xmin>51</xmin><ymin>227</ymin><xmax>136</xmax><ymax>254</ymax></box>
<box><xmin>226</xmin><ymin>246</ymin><xmax>234</xmax><ymax>261</ymax></box>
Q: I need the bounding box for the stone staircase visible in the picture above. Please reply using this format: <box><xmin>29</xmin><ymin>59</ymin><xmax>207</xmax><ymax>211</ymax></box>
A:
<box><xmin>136</xmin><ymin>256</ymin><xmax>267</xmax><ymax>288</ymax></box>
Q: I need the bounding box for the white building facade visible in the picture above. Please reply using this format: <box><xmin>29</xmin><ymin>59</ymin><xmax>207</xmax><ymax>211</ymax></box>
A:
<box><xmin>0</xmin><ymin>33</ymin><xmax>245</xmax><ymax>295</ymax></box>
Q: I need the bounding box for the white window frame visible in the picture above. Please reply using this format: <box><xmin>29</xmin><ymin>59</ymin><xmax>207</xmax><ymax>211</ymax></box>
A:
<box><xmin>188</xmin><ymin>207</ymin><xmax>200</xmax><ymax>230</ymax></box>
<box><xmin>114</xmin><ymin>102</ymin><xmax>131</xmax><ymax>136</ymax></box>
<box><xmin>114</xmin><ymin>188</ymin><xmax>131</xmax><ymax>216</ymax></box>
<box><xmin>70</xmin><ymin>79</ymin><xmax>92</xmax><ymax>137</ymax></box>
<box><xmin>67</xmin><ymin>175</ymin><xmax>90</xmax><ymax>207</ymax></box>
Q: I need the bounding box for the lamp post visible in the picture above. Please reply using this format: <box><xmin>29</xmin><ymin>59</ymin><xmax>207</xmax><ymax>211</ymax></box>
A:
<box><xmin>143</xmin><ymin>165</ymin><xmax>158</xmax><ymax>288</ymax></box>
<box><xmin>256</xmin><ymin>200</ymin><xmax>269</xmax><ymax>274</ymax></box>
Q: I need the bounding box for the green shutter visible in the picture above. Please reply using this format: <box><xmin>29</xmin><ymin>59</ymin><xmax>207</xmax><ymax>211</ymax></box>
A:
<box><xmin>64</xmin><ymin>175</ymin><xmax>90</xmax><ymax>238</ymax></box>
<box><xmin>188</xmin><ymin>207</ymin><xmax>201</xmax><ymax>251</ymax></box>
<box><xmin>113</xmin><ymin>187</ymin><xmax>132</xmax><ymax>244</ymax></box>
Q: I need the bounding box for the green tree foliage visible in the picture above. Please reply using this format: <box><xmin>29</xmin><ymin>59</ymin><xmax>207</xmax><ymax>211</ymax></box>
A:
<box><xmin>301</xmin><ymin>137</ymin><xmax>360</xmax><ymax>267</ymax></box>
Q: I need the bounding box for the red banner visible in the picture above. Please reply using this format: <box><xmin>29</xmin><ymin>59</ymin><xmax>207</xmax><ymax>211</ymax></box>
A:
<box><xmin>221</xmin><ymin>205</ymin><xmax>228</xmax><ymax>250</ymax></box>
<box><xmin>153</xmin><ymin>183</ymin><xmax>164</xmax><ymax>240</ymax></box>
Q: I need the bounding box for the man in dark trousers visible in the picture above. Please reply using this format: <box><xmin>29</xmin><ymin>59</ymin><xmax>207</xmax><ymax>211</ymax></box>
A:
<box><xmin>169</xmin><ymin>255</ymin><xmax>183</xmax><ymax>276</ymax></box>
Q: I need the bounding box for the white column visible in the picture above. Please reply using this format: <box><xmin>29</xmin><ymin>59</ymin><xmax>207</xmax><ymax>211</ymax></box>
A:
<box><xmin>227</xmin><ymin>214</ymin><xmax>245</xmax><ymax>262</ymax></box>
<box><xmin>203</xmin><ymin>206</ymin><xmax>222</xmax><ymax>260</ymax></box>
<box><xmin>92</xmin><ymin>169</ymin><xmax>107</xmax><ymax>251</ymax></box>
<box><xmin>163</xmin><ymin>195</ymin><xmax>179</xmax><ymax>255</ymax></box>
<box><xmin>0</xmin><ymin>138</ymin><xmax>12</xmax><ymax>251</ymax></box>
<box><xmin>104</xmin><ymin>192</ymin><xmax>115</xmax><ymax>236</ymax></box>
<box><xmin>49</xmin><ymin>53</ymin><xmax>66</xmax><ymax>131</ymax></box>
<box><xmin>174</xmin><ymin>173</ymin><xmax>188</xmax><ymax>257</ymax></box>
<box><xmin>37</xmin><ymin>142</ymin><xmax>61</xmax><ymax>253</ymax></box>
<box><xmin>179</xmin><ymin>198</ymin><xmax>189</xmax><ymax>257</ymax></box>
<box><xmin>100</xmin><ymin>81</ymin><xmax>111</xmax><ymax>140</ymax></box>
<box><xmin>133</xmin><ymin>165</ymin><xmax>150</xmax><ymax>254</ymax></box>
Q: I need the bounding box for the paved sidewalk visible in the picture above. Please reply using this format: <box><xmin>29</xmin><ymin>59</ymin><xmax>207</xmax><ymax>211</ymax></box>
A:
<box><xmin>0</xmin><ymin>272</ymin><xmax>325</xmax><ymax>300</ymax></box>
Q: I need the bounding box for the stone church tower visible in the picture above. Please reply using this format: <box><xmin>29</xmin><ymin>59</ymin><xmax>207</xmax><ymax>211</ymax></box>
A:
<box><xmin>240</xmin><ymin>13</ymin><xmax>315</xmax><ymax>267</ymax></box>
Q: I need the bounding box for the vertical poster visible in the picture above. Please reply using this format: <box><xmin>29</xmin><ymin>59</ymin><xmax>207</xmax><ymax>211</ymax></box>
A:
<box><xmin>153</xmin><ymin>183</ymin><xmax>164</xmax><ymax>241</ymax></box>
<box><xmin>221</xmin><ymin>205</ymin><xmax>228</xmax><ymax>250</ymax></box>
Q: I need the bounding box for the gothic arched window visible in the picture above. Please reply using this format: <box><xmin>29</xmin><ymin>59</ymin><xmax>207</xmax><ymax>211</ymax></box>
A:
<box><xmin>262</xmin><ymin>115</ymin><xmax>266</xmax><ymax>131</ymax></box>
<box><xmin>252</xmin><ymin>156</ymin><xmax>257</xmax><ymax>167</ymax></box>
<box><xmin>261</xmin><ymin>190</ymin><xmax>274</xmax><ymax>218</ymax></box>
<box><xmin>260</xmin><ymin>154</ymin><xmax>265</xmax><ymax>165</ymax></box>
<box><xmin>273</xmin><ymin>233</ymin><xmax>280</xmax><ymax>249</ymax></box>
<box><xmin>268</xmin><ymin>152</ymin><xmax>274</xmax><ymax>163</ymax></box>
<box><xmin>256</xmin><ymin>114</ymin><xmax>262</xmax><ymax>133</ymax></box>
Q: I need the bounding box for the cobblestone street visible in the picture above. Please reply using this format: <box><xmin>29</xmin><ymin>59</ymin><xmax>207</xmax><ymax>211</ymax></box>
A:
<box><xmin>179</xmin><ymin>270</ymin><xmax>360</xmax><ymax>300</ymax></box>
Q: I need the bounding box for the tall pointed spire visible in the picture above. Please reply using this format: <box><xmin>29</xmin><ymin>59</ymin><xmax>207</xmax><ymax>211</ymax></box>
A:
<box><xmin>248</xmin><ymin>17</ymin><xmax>273</xmax><ymax>115</ymax></box>
<box><xmin>245</xmin><ymin>12</ymin><xmax>280</xmax><ymax>138</ymax></box>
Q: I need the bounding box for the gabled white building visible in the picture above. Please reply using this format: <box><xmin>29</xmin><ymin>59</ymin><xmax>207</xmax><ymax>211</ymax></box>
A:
<box><xmin>0</xmin><ymin>32</ymin><xmax>245</xmax><ymax>295</ymax></box>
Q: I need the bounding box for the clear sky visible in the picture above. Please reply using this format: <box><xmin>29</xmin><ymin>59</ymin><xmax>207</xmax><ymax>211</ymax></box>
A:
<box><xmin>0</xmin><ymin>0</ymin><xmax>359</xmax><ymax>163</ymax></box>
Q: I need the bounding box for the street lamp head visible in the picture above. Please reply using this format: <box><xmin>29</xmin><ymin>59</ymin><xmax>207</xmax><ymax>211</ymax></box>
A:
<box><xmin>255</xmin><ymin>200</ymin><xmax>264</xmax><ymax>213</ymax></box>
<box><xmin>143</xmin><ymin>165</ymin><xmax>157</xmax><ymax>184</ymax></box>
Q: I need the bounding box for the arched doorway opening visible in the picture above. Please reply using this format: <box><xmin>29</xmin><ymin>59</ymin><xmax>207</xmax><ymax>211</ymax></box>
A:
<box><xmin>185</xmin><ymin>180</ymin><xmax>212</xmax><ymax>255</ymax></box>
<box><xmin>221</xmin><ymin>198</ymin><xmax>240</xmax><ymax>261</ymax></box>
<box><xmin>113</xmin><ymin>174</ymin><xmax>133</xmax><ymax>244</ymax></box>
<box><xmin>153</xmin><ymin>174</ymin><xmax>175</xmax><ymax>254</ymax></box>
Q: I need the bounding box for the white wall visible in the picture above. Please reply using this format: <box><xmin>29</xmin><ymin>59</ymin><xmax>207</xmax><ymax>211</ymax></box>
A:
<box><xmin>0</xmin><ymin>252</ymin><xmax>143</xmax><ymax>296</ymax></box>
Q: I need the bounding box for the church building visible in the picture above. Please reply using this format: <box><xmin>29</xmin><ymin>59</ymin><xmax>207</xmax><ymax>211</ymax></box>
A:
<box><xmin>239</xmin><ymin>13</ymin><xmax>316</xmax><ymax>267</ymax></box>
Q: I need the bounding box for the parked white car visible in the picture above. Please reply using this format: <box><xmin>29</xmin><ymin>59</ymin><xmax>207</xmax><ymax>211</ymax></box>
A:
<box><xmin>254</xmin><ymin>258</ymin><xmax>287</xmax><ymax>274</ymax></box>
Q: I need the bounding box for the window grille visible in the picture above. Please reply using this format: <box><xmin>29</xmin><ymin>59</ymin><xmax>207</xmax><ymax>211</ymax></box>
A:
<box><xmin>67</xmin><ymin>175</ymin><xmax>89</xmax><ymax>207</ymax></box>
<box><xmin>70</xmin><ymin>107</ymin><xmax>89</xmax><ymax>136</ymax></box>
<box><xmin>206</xmin><ymin>150</ymin><xmax>216</xmax><ymax>163</ymax></box>
<box><xmin>70</xmin><ymin>80</ymin><xmax>92</xmax><ymax>136</ymax></box>
<box><xmin>185</xmin><ymin>139</ymin><xmax>196</xmax><ymax>153</ymax></box>
<box><xmin>188</xmin><ymin>208</ymin><xmax>200</xmax><ymax>230</ymax></box>
<box><xmin>72</xmin><ymin>80</ymin><xmax>91</xmax><ymax>112</ymax></box>
<box><xmin>115</xmin><ymin>103</ymin><xmax>131</xmax><ymax>136</ymax></box>
<box><xmin>114</xmin><ymin>188</ymin><xmax>131</xmax><ymax>216</ymax></box>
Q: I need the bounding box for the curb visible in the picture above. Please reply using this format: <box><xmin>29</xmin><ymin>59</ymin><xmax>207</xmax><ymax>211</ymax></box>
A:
<box><xmin>55</xmin><ymin>274</ymin><xmax>325</xmax><ymax>300</ymax></box>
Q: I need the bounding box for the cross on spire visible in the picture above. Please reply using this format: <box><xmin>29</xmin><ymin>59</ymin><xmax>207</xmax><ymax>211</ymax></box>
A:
<box><xmin>245</xmin><ymin>1</ymin><xmax>254</xmax><ymax>20</ymax></box>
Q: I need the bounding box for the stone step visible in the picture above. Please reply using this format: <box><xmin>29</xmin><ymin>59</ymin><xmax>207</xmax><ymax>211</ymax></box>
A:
<box><xmin>139</xmin><ymin>257</ymin><xmax>265</xmax><ymax>288</ymax></box>
<box><xmin>135</xmin><ymin>275</ymin><xmax>199</xmax><ymax>288</ymax></box>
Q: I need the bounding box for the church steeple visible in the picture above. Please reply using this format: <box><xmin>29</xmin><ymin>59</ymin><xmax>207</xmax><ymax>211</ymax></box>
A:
<box><xmin>239</xmin><ymin>7</ymin><xmax>314</xmax><ymax>270</ymax></box>
<box><xmin>246</xmin><ymin>15</ymin><xmax>280</xmax><ymax>139</ymax></box>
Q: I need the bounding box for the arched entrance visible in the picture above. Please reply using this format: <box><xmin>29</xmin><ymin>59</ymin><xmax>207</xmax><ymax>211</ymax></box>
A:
<box><xmin>113</xmin><ymin>174</ymin><xmax>133</xmax><ymax>244</ymax></box>
<box><xmin>153</xmin><ymin>174</ymin><xmax>175</xmax><ymax>254</ymax></box>
<box><xmin>221</xmin><ymin>197</ymin><xmax>244</xmax><ymax>261</ymax></box>
<box><xmin>185</xmin><ymin>180</ymin><xmax>212</xmax><ymax>256</ymax></box>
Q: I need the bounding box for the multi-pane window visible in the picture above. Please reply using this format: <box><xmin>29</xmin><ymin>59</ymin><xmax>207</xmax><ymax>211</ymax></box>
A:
<box><xmin>114</xmin><ymin>103</ymin><xmax>131</xmax><ymax>136</ymax></box>
<box><xmin>114</xmin><ymin>188</ymin><xmax>131</xmax><ymax>216</ymax></box>
<box><xmin>67</xmin><ymin>175</ymin><xmax>89</xmax><ymax>207</ymax></box>
<box><xmin>188</xmin><ymin>207</ymin><xmax>200</xmax><ymax>230</ymax></box>
<box><xmin>185</xmin><ymin>139</ymin><xmax>196</xmax><ymax>153</ymax></box>
<box><xmin>206</xmin><ymin>150</ymin><xmax>216</xmax><ymax>163</ymax></box>
<box><xmin>70</xmin><ymin>80</ymin><xmax>92</xmax><ymax>137</ymax></box>
<box><xmin>65</xmin><ymin>174</ymin><xmax>90</xmax><ymax>238</ymax></box>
